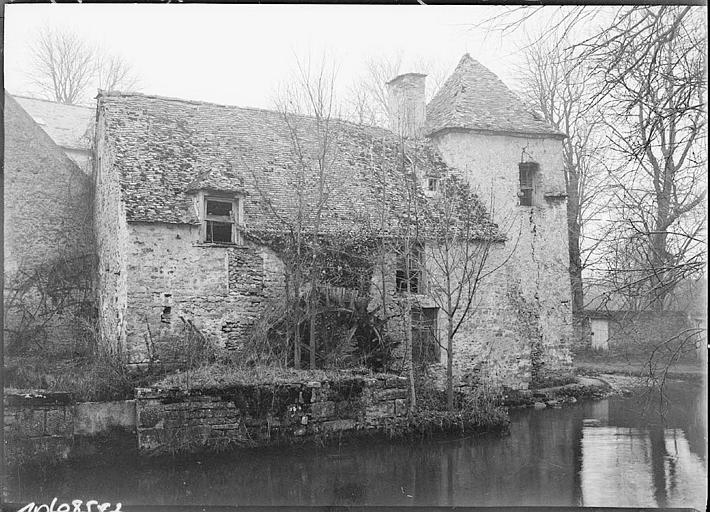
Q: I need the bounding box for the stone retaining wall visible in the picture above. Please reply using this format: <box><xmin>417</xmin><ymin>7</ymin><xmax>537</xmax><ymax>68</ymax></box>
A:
<box><xmin>136</xmin><ymin>374</ymin><xmax>410</xmax><ymax>455</ymax></box>
<box><xmin>3</xmin><ymin>393</ymin><xmax>137</xmax><ymax>466</ymax></box>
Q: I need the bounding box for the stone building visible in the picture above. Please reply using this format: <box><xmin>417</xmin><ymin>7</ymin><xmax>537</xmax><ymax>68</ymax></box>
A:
<box><xmin>582</xmin><ymin>278</ymin><xmax>706</xmax><ymax>360</ymax></box>
<box><xmin>421</xmin><ymin>54</ymin><xmax>574</xmax><ymax>385</ymax></box>
<box><xmin>90</xmin><ymin>53</ymin><xmax>572</xmax><ymax>389</ymax></box>
<box><xmin>3</xmin><ymin>93</ymin><xmax>94</xmax><ymax>355</ymax></box>
<box><xmin>12</xmin><ymin>95</ymin><xmax>95</xmax><ymax>173</ymax></box>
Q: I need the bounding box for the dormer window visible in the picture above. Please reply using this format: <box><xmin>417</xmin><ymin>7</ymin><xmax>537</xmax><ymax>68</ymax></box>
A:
<box><xmin>518</xmin><ymin>162</ymin><xmax>540</xmax><ymax>207</ymax></box>
<box><xmin>200</xmin><ymin>194</ymin><xmax>242</xmax><ymax>244</ymax></box>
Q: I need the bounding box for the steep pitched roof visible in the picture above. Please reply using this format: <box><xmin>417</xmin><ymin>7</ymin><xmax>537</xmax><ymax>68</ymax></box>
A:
<box><xmin>98</xmin><ymin>92</ymin><xmax>498</xmax><ymax>240</ymax></box>
<box><xmin>426</xmin><ymin>54</ymin><xmax>564</xmax><ymax>138</ymax></box>
<box><xmin>12</xmin><ymin>95</ymin><xmax>94</xmax><ymax>150</ymax></box>
<box><xmin>185</xmin><ymin>165</ymin><xmax>246</xmax><ymax>193</ymax></box>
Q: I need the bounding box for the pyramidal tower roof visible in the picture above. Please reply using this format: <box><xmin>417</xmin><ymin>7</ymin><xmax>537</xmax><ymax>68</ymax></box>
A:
<box><xmin>426</xmin><ymin>54</ymin><xmax>565</xmax><ymax>138</ymax></box>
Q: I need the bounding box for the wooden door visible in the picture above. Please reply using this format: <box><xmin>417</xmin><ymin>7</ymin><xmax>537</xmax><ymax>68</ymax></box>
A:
<box><xmin>591</xmin><ymin>319</ymin><xmax>609</xmax><ymax>350</ymax></box>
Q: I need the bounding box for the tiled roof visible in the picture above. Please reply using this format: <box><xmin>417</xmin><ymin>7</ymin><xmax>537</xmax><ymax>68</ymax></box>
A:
<box><xmin>98</xmin><ymin>92</ymin><xmax>499</xmax><ymax>239</ymax></box>
<box><xmin>185</xmin><ymin>165</ymin><xmax>246</xmax><ymax>193</ymax></box>
<box><xmin>12</xmin><ymin>95</ymin><xmax>94</xmax><ymax>150</ymax></box>
<box><xmin>425</xmin><ymin>54</ymin><xmax>565</xmax><ymax>138</ymax></box>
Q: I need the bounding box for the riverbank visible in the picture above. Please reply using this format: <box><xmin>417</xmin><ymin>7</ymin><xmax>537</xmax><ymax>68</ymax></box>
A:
<box><xmin>502</xmin><ymin>360</ymin><xmax>706</xmax><ymax>411</ymax></box>
<box><xmin>4</xmin><ymin>369</ymin><xmax>508</xmax><ymax>469</ymax></box>
<box><xmin>6</xmin><ymin>360</ymin><xmax>700</xmax><ymax>469</ymax></box>
<box><xmin>575</xmin><ymin>360</ymin><xmax>705</xmax><ymax>381</ymax></box>
<box><xmin>8</xmin><ymin>379</ymin><xmax>704</xmax><ymax>509</ymax></box>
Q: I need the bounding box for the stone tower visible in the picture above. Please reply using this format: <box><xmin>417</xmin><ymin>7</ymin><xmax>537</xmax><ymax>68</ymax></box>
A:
<box><xmin>424</xmin><ymin>54</ymin><xmax>574</xmax><ymax>388</ymax></box>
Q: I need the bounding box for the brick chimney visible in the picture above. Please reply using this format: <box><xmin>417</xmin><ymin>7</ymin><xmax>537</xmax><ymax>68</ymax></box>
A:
<box><xmin>386</xmin><ymin>73</ymin><xmax>427</xmax><ymax>138</ymax></box>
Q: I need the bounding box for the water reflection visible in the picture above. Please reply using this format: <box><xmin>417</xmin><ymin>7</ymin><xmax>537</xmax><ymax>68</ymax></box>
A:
<box><xmin>580</xmin><ymin>426</ymin><xmax>707</xmax><ymax>509</ymax></box>
<box><xmin>664</xmin><ymin>429</ymin><xmax>707</xmax><ymax>509</ymax></box>
<box><xmin>581</xmin><ymin>427</ymin><xmax>659</xmax><ymax>507</ymax></box>
<box><xmin>6</xmin><ymin>382</ymin><xmax>706</xmax><ymax>509</ymax></box>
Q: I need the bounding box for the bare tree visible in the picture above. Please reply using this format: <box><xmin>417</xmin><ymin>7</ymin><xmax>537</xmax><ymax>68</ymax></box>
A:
<box><xmin>482</xmin><ymin>6</ymin><xmax>707</xmax><ymax>389</ymax></box>
<box><xmin>346</xmin><ymin>54</ymin><xmax>448</xmax><ymax>127</ymax></box>
<box><xmin>27</xmin><ymin>26</ymin><xmax>140</xmax><ymax>105</ymax></box>
<box><xmin>591</xmin><ymin>6</ymin><xmax>707</xmax><ymax>311</ymax></box>
<box><xmin>96</xmin><ymin>53</ymin><xmax>140</xmax><ymax>93</ymax></box>
<box><xmin>425</xmin><ymin>180</ymin><xmax>511</xmax><ymax>410</ymax></box>
<box><xmin>487</xmin><ymin>6</ymin><xmax>707</xmax><ymax>311</ymax></box>
<box><xmin>246</xmin><ymin>54</ymin><xmax>343</xmax><ymax>370</ymax></box>
<box><xmin>394</xmin><ymin>146</ymin><xmax>425</xmax><ymax>410</ymax></box>
<box><xmin>518</xmin><ymin>36</ymin><xmax>609</xmax><ymax>321</ymax></box>
<box><xmin>28</xmin><ymin>27</ymin><xmax>96</xmax><ymax>105</ymax></box>
<box><xmin>284</xmin><ymin>54</ymin><xmax>340</xmax><ymax>370</ymax></box>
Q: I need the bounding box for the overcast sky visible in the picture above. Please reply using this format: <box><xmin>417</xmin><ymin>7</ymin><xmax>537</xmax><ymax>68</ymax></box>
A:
<box><xmin>5</xmin><ymin>4</ymin><xmax>575</xmax><ymax>110</ymax></box>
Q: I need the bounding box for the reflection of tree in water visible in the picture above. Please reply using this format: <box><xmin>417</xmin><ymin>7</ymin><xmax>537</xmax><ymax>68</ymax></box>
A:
<box><xmin>609</xmin><ymin>382</ymin><xmax>706</xmax><ymax>462</ymax></box>
<box><xmin>649</xmin><ymin>426</ymin><xmax>668</xmax><ymax>508</ymax></box>
<box><xmin>662</xmin><ymin>429</ymin><xmax>708</xmax><ymax>508</ymax></box>
<box><xmin>579</xmin><ymin>384</ymin><xmax>706</xmax><ymax>510</ymax></box>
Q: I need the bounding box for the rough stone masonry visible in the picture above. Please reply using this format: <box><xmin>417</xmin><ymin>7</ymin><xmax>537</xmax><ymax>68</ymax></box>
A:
<box><xmin>135</xmin><ymin>374</ymin><xmax>410</xmax><ymax>455</ymax></box>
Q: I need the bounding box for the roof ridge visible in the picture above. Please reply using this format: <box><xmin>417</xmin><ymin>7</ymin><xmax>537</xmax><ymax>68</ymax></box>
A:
<box><xmin>98</xmin><ymin>90</ymin><xmax>394</xmax><ymax>135</ymax></box>
<box><xmin>10</xmin><ymin>93</ymin><xmax>94</xmax><ymax>110</ymax></box>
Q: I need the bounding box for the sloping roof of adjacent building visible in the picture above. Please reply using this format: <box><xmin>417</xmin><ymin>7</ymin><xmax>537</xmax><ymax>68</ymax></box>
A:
<box><xmin>97</xmin><ymin>92</ymin><xmax>499</xmax><ymax>239</ymax></box>
<box><xmin>4</xmin><ymin>93</ymin><xmax>93</xmax><ymax>269</ymax></box>
<box><xmin>12</xmin><ymin>95</ymin><xmax>94</xmax><ymax>150</ymax></box>
<box><xmin>425</xmin><ymin>54</ymin><xmax>565</xmax><ymax>139</ymax></box>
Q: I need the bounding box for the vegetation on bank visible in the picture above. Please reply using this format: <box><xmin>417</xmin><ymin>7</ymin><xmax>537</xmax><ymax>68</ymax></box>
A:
<box><xmin>154</xmin><ymin>363</ymin><xmax>379</xmax><ymax>390</ymax></box>
<box><xmin>405</xmin><ymin>380</ymin><xmax>509</xmax><ymax>436</ymax></box>
<box><xmin>155</xmin><ymin>361</ymin><xmax>510</xmax><ymax>437</ymax></box>
<box><xmin>4</xmin><ymin>352</ymin><xmax>166</xmax><ymax>402</ymax></box>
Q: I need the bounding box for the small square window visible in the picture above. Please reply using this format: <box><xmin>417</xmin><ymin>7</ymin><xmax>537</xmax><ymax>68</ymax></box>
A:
<box><xmin>202</xmin><ymin>195</ymin><xmax>240</xmax><ymax>244</ymax></box>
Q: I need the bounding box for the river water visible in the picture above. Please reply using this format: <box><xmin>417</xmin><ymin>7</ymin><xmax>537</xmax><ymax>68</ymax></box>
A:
<box><xmin>7</xmin><ymin>381</ymin><xmax>707</xmax><ymax>509</ymax></box>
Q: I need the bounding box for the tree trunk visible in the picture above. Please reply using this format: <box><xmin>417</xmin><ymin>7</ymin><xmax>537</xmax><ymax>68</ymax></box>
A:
<box><xmin>446</xmin><ymin>315</ymin><xmax>454</xmax><ymax>411</ymax></box>
<box><xmin>294</xmin><ymin>319</ymin><xmax>301</xmax><ymax>370</ymax></box>
<box><xmin>650</xmin><ymin>163</ymin><xmax>673</xmax><ymax>312</ymax></box>
<box><xmin>563</xmin><ymin>142</ymin><xmax>584</xmax><ymax>320</ymax></box>
<box><xmin>293</xmin><ymin>272</ymin><xmax>302</xmax><ymax>370</ymax></box>
<box><xmin>566</xmin><ymin>182</ymin><xmax>584</xmax><ymax>318</ymax></box>
<box><xmin>404</xmin><ymin>298</ymin><xmax>416</xmax><ymax>409</ymax></box>
<box><xmin>309</xmin><ymin>308</ymin><xmax>317</xmax><ymax>369</ymax></box>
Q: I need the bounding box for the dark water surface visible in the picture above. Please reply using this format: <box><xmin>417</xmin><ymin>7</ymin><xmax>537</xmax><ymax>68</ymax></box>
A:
<box><xmin>7</xmin><ymin>381</ymin><xmax>707</xmax><ymax>509</ymax></box>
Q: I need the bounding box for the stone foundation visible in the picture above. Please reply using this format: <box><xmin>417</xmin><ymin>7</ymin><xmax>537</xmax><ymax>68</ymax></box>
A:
<box><xmin>135</xmin><ymin>374</ymin><xmax>410</xmax><ymax>455</ymax></box>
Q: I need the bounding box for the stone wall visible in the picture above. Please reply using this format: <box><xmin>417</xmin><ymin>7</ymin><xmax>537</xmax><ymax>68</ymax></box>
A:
<box><xmin>124</xmin><ymin>222</ymin><xmax>285</xmax><ymax>363</ymax></box>
<box><xmin>3</xmin><ymin>94</ymin><xmax>95</xmax><ymax>354</ymax></box>
<box><xmin>135</xmin><ymin>374</ymin><xmax>409</xmax><ymax>455</ymax></box>
<box><xmin>429</xmin><ymin>245</ymin><xmax>536</xmax><ymax>391</ymax></box>
<box><xmin>431</xmin><ymin>130</ymin><xmax>573</xmax><ymax>388</ymax></box>
<box><xmin>94</xmin><ymin>109</ymin><xmax>129</xmax><ymax>355</ymax></box>
<box><xmin>3</xmin><ymin>393</ymin><xmax>136</xmax><ymax>467</ymax></box>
